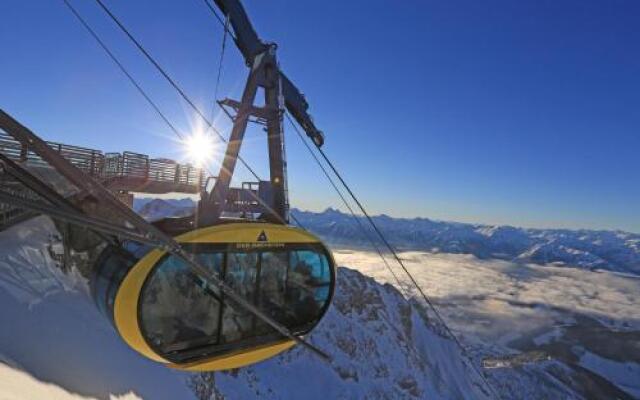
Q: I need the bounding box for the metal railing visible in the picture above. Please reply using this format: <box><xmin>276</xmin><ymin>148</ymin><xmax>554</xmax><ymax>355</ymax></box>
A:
<box><xmin>0</xmin><ymin>130</ymin><xmax>207</xmax><ymax>190</ymax></box>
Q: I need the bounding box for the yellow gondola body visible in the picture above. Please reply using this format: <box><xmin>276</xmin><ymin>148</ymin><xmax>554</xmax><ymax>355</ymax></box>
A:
<box><xmin>92</xmin><ymin>222</ymin><xmax>335</xmax><ymax>371</ymax></box>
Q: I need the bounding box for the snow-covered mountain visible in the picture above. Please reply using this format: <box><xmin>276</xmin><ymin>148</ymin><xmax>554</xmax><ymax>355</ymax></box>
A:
<box><xmin>134</xmin><ymin>198</ymin><xmax>195</xmax><ymax>222</ymax></box>
<box><xmin>292</xmin><ymin>208</ymin><xmax>640</xmax><ymax>275</ymax></box>
<box><xmin>133</xmin><ymin>197</ymin><xmax>195</xmax><ymax>213</ymax></box>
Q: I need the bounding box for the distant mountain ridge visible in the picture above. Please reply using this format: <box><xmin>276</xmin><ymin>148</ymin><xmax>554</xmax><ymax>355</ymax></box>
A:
<box><xmin>292</xmin><ymin>208</ymin><xmax>640</xmax><ymax>275</ymax></box>
<box><xmin>134</xmin><ymin>198</ymin><xmax>194</xmax><ymax>222</ymax></box>
<box><xmin>129</xmin><ymin>198</ymin><xmax>640</xmax><ymax>275</ymax></box>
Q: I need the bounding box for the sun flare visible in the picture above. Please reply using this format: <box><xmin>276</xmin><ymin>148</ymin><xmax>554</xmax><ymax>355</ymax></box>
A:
<box><xmin>184</xmin><ymin>132</ymin><xmax>215</xmax><ymax>167</ymax></box>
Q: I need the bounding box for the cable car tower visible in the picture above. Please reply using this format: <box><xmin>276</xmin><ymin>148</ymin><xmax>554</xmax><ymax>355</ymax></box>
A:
<box><xmin>198</xmin><ymin>45</ymin><xmax>289</xmax><ymax>226</ymax></box>
<box><xmin>162</xmin><ymin>0</ymin><xmax>325</xmax><ymax>233</ymax></box>
<box><xmin>0</xmin><ymin>0</ymin><xmax>334</xmax><ymax>371</ymax></box>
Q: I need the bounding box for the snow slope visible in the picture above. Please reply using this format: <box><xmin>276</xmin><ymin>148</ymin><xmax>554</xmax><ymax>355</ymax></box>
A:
<box><xmin>0</xmin><ymin>363</ymin><xmax>140</xmax><ymax>400</ymax></box>
<box><xmin>0</xmin><ymin>217</ymin><xmax>194</xmax><ymax>400</ymax></box>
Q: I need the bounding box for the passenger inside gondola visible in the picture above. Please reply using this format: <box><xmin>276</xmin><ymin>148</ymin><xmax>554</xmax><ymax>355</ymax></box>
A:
<box><xmin>258</xmin><ymin>252</ymin><xmax>288</xmax><ymax>324</ymax></box>
<box><xmin>137</xmin><ymin>244</ymin><xmax>332</xmax><ymax>362</ymax></box>
<box><xmin>139</xmin><ymin>253</ymin><xmax>222</xmax><ymax>353</ymax></box>
<box><xmin>222</xmin><ymin>252</ymin><xmax>258</xmax><ymax>342</ymax></box>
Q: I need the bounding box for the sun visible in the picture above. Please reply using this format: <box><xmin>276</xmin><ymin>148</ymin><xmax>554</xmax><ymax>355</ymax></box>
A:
<box><xmin>184</xmin><ymin>132</ymin><xmax>216</xmax><ymax>167</ymax></box>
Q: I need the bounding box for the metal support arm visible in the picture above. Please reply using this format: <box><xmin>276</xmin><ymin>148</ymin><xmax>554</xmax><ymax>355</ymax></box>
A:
<box><xmin>212</xmin><ymin>0</ymin><xmax>325</xmax><ymax>148</ymax></box>
<box><xmin>199</xmin><ymin>47</ymin><xmax>289</xmax><ymax>225</ymax></box>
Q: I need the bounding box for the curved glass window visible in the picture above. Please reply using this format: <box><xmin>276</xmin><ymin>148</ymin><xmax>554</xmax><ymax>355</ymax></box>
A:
<box><xmin>92</xmin><ymin>245</ymin><xmax>138</xmax><ymax>323</ymax></box>
<box><xmin>139</xmin><ymin>244</ymin><xmax>333</xmax><ymax>363</ymax></box>
<box><xmin>140</xmin><ymin>253</ymin><xmax>222</xmax><ymax>355</ymax></box>
<box><xmin>221</xmin><ymin>252</ymin><xmax>259</xmax><ymax>343</ymax></box>
<box><xmin>257</xmin><ymin>252</ymin><xmax>288</xmax><ymax>327</ymax></box>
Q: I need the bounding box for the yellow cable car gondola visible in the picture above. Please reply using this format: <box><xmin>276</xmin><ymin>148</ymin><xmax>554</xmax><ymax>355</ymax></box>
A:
<box><xmin>92</xmin><ymin>223</ymin><xmax>335</xmax><ymax>371</ymax></box>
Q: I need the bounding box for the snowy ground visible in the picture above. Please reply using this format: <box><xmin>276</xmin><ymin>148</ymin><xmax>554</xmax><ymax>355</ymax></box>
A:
<box><xmin>0</xmin><ymin>218</ymin><xmax>193</xmax><ymax>400</ymax></box>
<box><xmin>0</xmin><ymin>363</ymin><xmax>140</xmax><ymax>400</ymax></box>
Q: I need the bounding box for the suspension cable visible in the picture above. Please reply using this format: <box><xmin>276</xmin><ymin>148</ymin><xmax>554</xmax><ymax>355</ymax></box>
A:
<box><xmin>285</xmin><ymin>113</ymin><xmax>404</xmax><ymax>290</ymax></box>
<box><xmin>210</xmin><ymin>14</ymin><xmax>230</xmax><ymax>123</ymax></box>
<box><xmin>289</xmin><ymin>117</ymin><xmax>501</xmax><ymax>399</ymax></box>
<box><xmin>92</xmin><ymin>0</ymin><xmax>262</xmax><ymax>181</ymax></box>
<box><xmin>200</xmin><ymin>0</ymin><xmax>237</xmax><ymax>40</ymax></box>
<box><xmin>61</xmin><ymin>0</ymin><xmax>184</xmax><ymax>141</ymax></box>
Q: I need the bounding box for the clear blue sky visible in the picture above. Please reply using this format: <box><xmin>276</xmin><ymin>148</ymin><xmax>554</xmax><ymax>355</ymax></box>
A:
<box><xmin>1</xmin><ymin>1</ymin><xmax>638</xmax><ymax>232</ymax></box>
